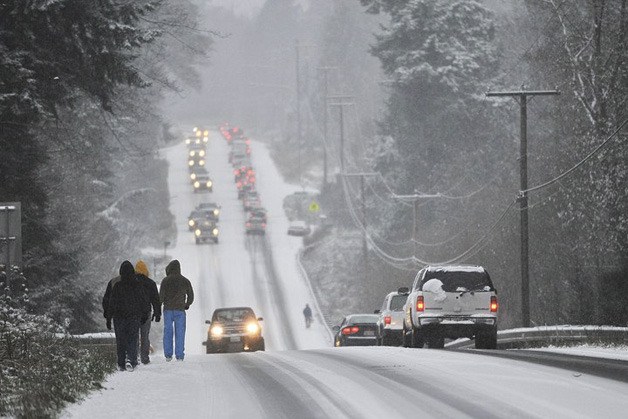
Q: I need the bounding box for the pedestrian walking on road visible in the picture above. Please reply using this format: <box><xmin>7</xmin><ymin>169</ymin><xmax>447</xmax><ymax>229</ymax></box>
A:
<box><xmin>303</xmin><ymin>303</ymin><xmax>313</xmax><ymax>328</ymax></box>
<box><xmin>107</xmin><ymin>260</ymin><xmax>150</xmax><ymax>371</ymax></box>
<box><xmin>135</xmin><ymin>260</ymin><xmax>161</xmax><ymax>365</ymax></box>
<box><xmin>159</xmin><ymin>259</ymin><xmax>194</xmax><ymax>361</ymax></box>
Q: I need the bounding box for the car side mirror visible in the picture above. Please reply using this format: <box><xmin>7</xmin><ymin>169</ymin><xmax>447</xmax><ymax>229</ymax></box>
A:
<box><xmin>332</xmin><ymin>325</ymin><xmax>340</xmax><ymax>332</ymax></box>
<box><xmin>374</xmin><ymin>310</ymin><xmax>380</xmax><ymax>314</ymax></box>
<box><xmin>205</xmin><ymin>320</ymin><xmax>211</xmax><ymax>324</ymax></box>
<box><xmin>257</xmin><ymin>317</ymin><xmax>264</xmax><ymax>321</ymax></box>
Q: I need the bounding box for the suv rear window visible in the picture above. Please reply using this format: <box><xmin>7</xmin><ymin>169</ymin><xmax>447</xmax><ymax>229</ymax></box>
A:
<box><xmin>390</xmin><ymin>295</ymin><xmax>407</xmax><ymax>311</ymax></box>
<box><xmin>420</xmin><ymin>270</ymin><xmax>494</xmax><ymax>292</ymax></box>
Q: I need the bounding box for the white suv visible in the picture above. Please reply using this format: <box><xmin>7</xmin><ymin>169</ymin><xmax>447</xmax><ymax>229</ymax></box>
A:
<box><xmin>376</xmin><ymin>288</ymin><xmax>409</xmax><ymax>346</ymax></box>
<box><xmin>403</xmin><ymin>265</ymin><xmax>498</xmax><ymax>349</ymax></box>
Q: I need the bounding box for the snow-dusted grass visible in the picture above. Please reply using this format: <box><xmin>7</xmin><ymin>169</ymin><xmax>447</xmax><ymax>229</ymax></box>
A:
<box><xmin>0</xmin><ymin>298</ymin><xmax>115</xmax><ymax>417</ymax></box>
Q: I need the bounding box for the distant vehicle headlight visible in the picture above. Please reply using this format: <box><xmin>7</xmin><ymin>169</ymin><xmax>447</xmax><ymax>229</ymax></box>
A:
<box><xmin>246</xmin><ymin>323</ymin><xmax>259</xmax><ymax>334</ymax></box>
<box><xmin>194</xmin><ymin>181</ymin><xmax>200</xmax><ymax>188</ymax></box>
<box><xmin>195</xmin><ymin>229</ymin><xmax>201</xmax><ymax>237</ymax></box>
<box><xmin>206</xmin><ymin>181</ymin><xmax>212</xmax><ymax>188</ymax></box>
<box><xmin>212</xmin><ymin>228</ymin><xmax>219</xmax><ymax>236</ymax></box>
<box><xmin>185</xmin><ymin>138</ymin><xmax>191</xmax><ymax>145</ymax></box>
<box><xmin>210</xmin><ymin>325</ymin><xmax>223</xmax><ymax>337</ymax></box>
<box><xmin>203</xmin><ymin>137</ymin><xmax>209</xmax><ymax>143</ymax></box>
<box><xmin>190</xmin><ymin>173</ymin><xmax>197</xmax><ymax>180</ymax></box>
<box><xmin>199</xmin><ymin>150</ymin><xmax>206</xmax><ymax>157</ymax></box>
<box><xmin>189</xmin><ymin>151</ymin><xmax>195</xmax><ymax>157</ymax></box>
<box><xmin>196</xmin><ymin>131</ymin><xmax>201</xmax><ymax>137</ymax></box>
<box><xmin>199</xmin><ymin>160</ymin><xmax>205</xmax><ymax>166</ymax></box>
<box><xmin>213</xmin><ymin>209</ymin><xmax>219</xmax><ymax>216</ymax></box>
<box><xmin>203</xmin><ymin>130</ymin><xmax>209</xmax><ymax>136</ymax></box>
<box><xmin>188</xmin><ymin>160</ymin><xmax>194</xmax><ymax>167</ymax></box>
<box><xmin>188</xmin><ymin>220</ymin><xmax>195</xmax><ymax>227</ymax></box>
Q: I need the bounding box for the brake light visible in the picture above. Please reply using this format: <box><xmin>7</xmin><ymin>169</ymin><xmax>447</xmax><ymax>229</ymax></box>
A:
<box><xmin>341</xmin><ymin>326</ymin><xmax>360</xmax><ymax>335</ymax></box>
<box><xmin>262</xmin><ymin>223</ymin><xmax>266</xmax><ymax>228</ymax></box>
<box><xmin>246</xmin><ymin>222</ymin><xmax>251</xmax><ymax>227</ymax></box>
<box><xmin>416</xmin><ymin>296</ymin><xmax>424</xmax><ymax>312</ymax></box>
<box><xmin>384</xmin><ymin>316</ymin><xmax>391</xmax><ymax>325</ymax></box>
<box><xmin>490</xmin><ymin>296</ymin><xmax>498</xmax><ymax>312</ymax></box>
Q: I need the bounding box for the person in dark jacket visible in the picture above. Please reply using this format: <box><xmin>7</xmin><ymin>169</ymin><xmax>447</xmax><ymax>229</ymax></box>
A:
<box><xmin>102</xmin><ymin>274</ymin><xmax>121</xmax><ymax>330</ymax></box>
<box><xmin>135</xmin><ymin>260</ymin><xmax>161</xmax><ymax>365</ymax></box>
<box><xmin>107</xmin><ymin>260</ymin><xmax>150</xmax><ymax>371</ymax></box>
<box><xmin>303</xmin><ymin>304</ymin><xmax>313</xmax><ymax>328</ymax></box>
<box><xmin>159</xmin><ymin>259</ymin><xmax>194</xmax><ymax>361</ymax></box>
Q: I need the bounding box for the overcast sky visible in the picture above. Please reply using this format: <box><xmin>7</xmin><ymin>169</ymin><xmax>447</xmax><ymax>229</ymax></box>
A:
<box><xmin>204</xmin><ymin>0</ymin><xmax>266</xmax><ymax>18</ymax></box>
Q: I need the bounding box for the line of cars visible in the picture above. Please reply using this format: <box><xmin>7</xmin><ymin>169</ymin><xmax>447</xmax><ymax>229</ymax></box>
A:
<box><xmin>185</xmin><ymin>127</ymin><xmax>220</xmax><ymax>244</ymax></box>
<box><xmin>219</xmin><ymin>123</ymin><xmax>268</xmax><ymax>236</ymax></box>
<box><xmin>201</xmin><ymin>123</ymin><xmax>266</xmax><ymax>354</ymax></box>
<box><xmin>333</xmin><ymin>264</ymin><xmax>499</xmax><ymax>349</ymax></box>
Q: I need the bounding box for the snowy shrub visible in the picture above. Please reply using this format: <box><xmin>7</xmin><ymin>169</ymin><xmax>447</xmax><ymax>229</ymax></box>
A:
<box><xmin>0</xmin><ymin>295</ymin><xmax>115</xmax><ymax>417</ymax></box>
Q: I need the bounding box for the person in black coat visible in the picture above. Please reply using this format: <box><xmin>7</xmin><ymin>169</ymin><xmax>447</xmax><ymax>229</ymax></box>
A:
<box><xmin>135</xmin><ymin>260</ymin><xmax>161</xmax><ymax>364</ymax></box>
<box><xmin>107</xmin><ymin>260</ymin><xmax>150</xmax><ymax>371</ymax></box>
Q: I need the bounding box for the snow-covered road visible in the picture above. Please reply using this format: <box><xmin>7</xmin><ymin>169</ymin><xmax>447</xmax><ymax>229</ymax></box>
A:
<box><xmin>63</xmin><ymin>132</ymin><xmax>628</xmax><ymax>418</ymax></box>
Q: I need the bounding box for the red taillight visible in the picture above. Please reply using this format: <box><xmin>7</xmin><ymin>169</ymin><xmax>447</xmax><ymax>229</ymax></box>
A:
<box><xmin>246</xmin><ymin>222</ymin><xmax>251</xmax><ymax>228</ymax></box>
<box><xmin>490</xmin><ymin>296</ymin><xmax>498</xmax><ymax>312</ymax></box>
<box><xmin>384</xmin><ymin>316</ymin><xmax>391</xmax><ymax>325</ymax></box>
<box><xmin>341</xmin><ymin>326</ymin><xmax>359</xmax><ymax>335</ymax></box>
<box><xmin>262</xmin><ymin>223</ymin><xmax>266</xmax><ymax>228</ymax></box>
<box><xmin>236</xmin><ymin>181</ymin><xmax>242</xmax><ymax>188</ymax></box>
<box><xmin>234</xmin><ymin>169</ymin><xmax>240</xmax><ymax>176</ymax></box>
<box><xmin>416</xmin><ymin>296</ymin><xmax>424</xmax><ymax>312</ymax></box>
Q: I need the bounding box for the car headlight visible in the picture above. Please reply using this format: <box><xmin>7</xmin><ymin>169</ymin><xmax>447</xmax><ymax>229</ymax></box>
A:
<box><xmin>211</xmin><ymin>325</ymin><xmax>223</xmax><ymax>337</ymax></box>
<box><xmin>196</xmin><ymin>131</ymin><xmax>201</xmax><ymax>137</ymax></box>
<box><xmin>185</xmin><ymin>138</ymin><xmax>191</xmax><ymax>145</ymax></box>
<box><xmin>199</xmin><ymin>160</ymin><xmax>205</xmax><ymax>166</ymax></box>
<box><xmin>199</xmin><ymin>150</ymin><xmax>206</xmax><ymax>157</ymax></box>
<box><xmin>203</xmin><ymin>137</ymin><xmax>208</xmax><ymax>143</ymax></box>
<box><xmin>188</xmin><ymin>220</ymin><xmax>195</xmax><ymax>227</ymax></box>
<box><xmin>246</xmin><ymin>323</ymin><xmax>259</xmax><ymax>334</ymax></box>
<box><xmin>212</xmin><ymin>228</ymin><xmax>219</xmax><ymax>236</ymax></box>
<box><xmin>213</xmin><ymin>209</ymin><xmax>219</xmax><ymax>216</ymax></box>
<box><xmin>188</xmin><ymin>160</ymin><xmax>194</xmax><ymax>166</ymax></box>
<box><xmin>189</xmin><ymin>151</ymin><xmax>195</xmax><ymax>157</ymax></box>
<box><xmin>203</xmin><ymin>130</ymin><xmax>209</xmax><ymax>136</ymax></box>
<box><xmin>206</xmin><ymin>181</ymin><xmax>212</xmax><ymax>188</ymax></box>
<box><xmin>194</xmin><ymin>181</ymin><xmax>200</xmax><ymax>188</ymax></box>
<box><xmin>195</xmin><ymin>229</ymin><xmax>201</xmax><ymax>237</ymax></box>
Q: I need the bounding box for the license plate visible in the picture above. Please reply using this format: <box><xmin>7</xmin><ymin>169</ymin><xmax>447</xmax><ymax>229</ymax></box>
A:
<box><xmin>230</xmin><ymin>336</ymin><xmax>241</xmax><ymax>342</ymax></box>
<box><xmin>363</xmin><ymin>331</ymin><xmax>374</xmax><ymax>336</ymax></box>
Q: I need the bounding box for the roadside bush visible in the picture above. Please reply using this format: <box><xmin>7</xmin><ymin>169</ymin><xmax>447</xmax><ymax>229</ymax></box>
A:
<box><xmin>0</xmin><ymin>295</ymin><xmax>115</xmax><ymax>418</ymax></box>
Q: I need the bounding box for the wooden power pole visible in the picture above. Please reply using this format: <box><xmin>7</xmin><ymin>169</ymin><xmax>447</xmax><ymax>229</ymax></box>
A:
<box><xmin>486</xmin><ymin>87</ymin><xmax>559</xmax><ymax>328</ymax></box>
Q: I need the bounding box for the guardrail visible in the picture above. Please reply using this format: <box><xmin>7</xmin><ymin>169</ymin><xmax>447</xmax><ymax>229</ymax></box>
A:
<box><xmin>446</xmin><ymin>325</ymin><xmax>628</xmax><ymax>349</ymax></box>
<box><xmin>296</xmin><ymin>246</ymin><xmax>335</xmax><ymax>344</ymax></box>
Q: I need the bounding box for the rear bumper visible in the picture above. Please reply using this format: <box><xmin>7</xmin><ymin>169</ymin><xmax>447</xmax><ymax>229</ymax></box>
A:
<box><xmin>339</xmin><ymin>336</ymin><xmax>379</xmax><ymax>346</ymax></box>
<box><xmin>206</xmin><ymin>334</ymin><xmax>263</xmax><ymax>352</ymax></box>
<box><xmin>417</xmin><ymin>317</ymin><xmax>496</xmax><ymax>339</ymax></box>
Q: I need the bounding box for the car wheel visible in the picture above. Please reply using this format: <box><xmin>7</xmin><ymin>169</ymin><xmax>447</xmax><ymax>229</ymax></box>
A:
<box><xmin>411</xmin><ymin>327</ymin><xmax>424</xmax><ymax>348</ymax></box>
<box><xmin>257</xmin><ymin>338</ymin><xmax>265</xmax><ymax>351</ymax></box>
<box><xmin>402</xmin><ymin>326</ymin><xmax>410</xmax><ymax>348</ymax></box>
<box><xmin>195</xmin><ymin>238</ymin><xmax>200</xmax><ymax>245</ymax></box>
<box><xmin>476</xmin><ymin>328</ymin><xmax>497</xmax><ymax>349</ymax></box>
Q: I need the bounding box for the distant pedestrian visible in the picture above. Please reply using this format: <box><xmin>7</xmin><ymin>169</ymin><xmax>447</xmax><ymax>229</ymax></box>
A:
<box><xmin>159</xmin><ymin>260</ymin><xmax>194</xmax><ymax>361</ymax></box>
<box><xmin>135</xmin><ymin>260</ymin><xmax>161</xmax><ymax>365</ymax></box>
<box><xmin>107</xmin><ymin>260</ymin><xmax>150</xmax><ymax>372</ymax></box>
<box><xmin>303</xmin><ymin>303</ymin><xmax>313</xmax><ymax>328</ymax></box>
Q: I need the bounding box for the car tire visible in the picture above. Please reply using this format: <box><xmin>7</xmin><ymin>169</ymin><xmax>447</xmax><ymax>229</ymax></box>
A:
<box><xmin>410</xmin><ymin>327</ymin><xmax>424</xmax><ymax>348</ymax></box>
<box><xmin>214</xmin><ymin>238</ymin><xmax>219</xmax><ymax>244</ymax></box>
<box><xmin>476</xmin><ymin>328</ymin><xmax>497</xmax><ymax>349</ymax></box>
<box><xmin>195</xmin><ymin>238</ymin><xmax>200</xmax><ymax>245</ymax></box>
<box><xmin>257</xmin><ymin>338</ymin><xmax>265</xmax><ymax>351</ymax></box>
<box><xmin>402</xmin><ymin>325</ymin><xmax>410</xmax><ymax>348</ymax></box>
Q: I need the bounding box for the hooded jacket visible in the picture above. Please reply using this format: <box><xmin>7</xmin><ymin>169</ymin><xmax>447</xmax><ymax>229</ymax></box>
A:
<box><xmin>102</xmin><ymin>275</ymin><xmax>121</xmax><ymax>320</ymax></box>
<box><xmin>135</xmin><ymin>260</ymin><xmax>161</xmax><ymax>318</ymax></box>
<box><xmin>159</xmin><ymin>260</ymin><xmax>194</xmax><ymax>311</ymax></box>
<box><xmin>108</xmin><ymin>261</ymin><xmax>150</xmax><ymax>321</ymax></box>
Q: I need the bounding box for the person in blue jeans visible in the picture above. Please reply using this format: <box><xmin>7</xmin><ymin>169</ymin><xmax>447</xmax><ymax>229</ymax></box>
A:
<box><xmin>159</xmin><ymin>260</ymin><xmax>194</xmax><ymax>361</ymax></box>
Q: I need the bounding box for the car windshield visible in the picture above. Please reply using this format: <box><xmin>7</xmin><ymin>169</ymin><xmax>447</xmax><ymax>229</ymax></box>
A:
<box><xmin>348</xmin><ymin>315</ymin><xmax>379</xmax><ymax>324</ymax></box>
<box><xmin>213</xmin><ymin>308</ymin><xmax>255</xmax><ymax>322</ymax></box>
<box><xmin>421</xmin><ymin>270</ymin><xmax>493</xmax><ymax>292</ymax></box>
<box><xmin>390</xmin><ymin>295</ymin><xmax>407</xmax><ymax>311</ymax></box>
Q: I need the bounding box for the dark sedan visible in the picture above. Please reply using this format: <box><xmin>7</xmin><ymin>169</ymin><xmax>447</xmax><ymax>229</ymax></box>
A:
<box><xmin>333</xmin><ymin>314</ymin><xmax>383</xmax><ymax>347</ymax></box>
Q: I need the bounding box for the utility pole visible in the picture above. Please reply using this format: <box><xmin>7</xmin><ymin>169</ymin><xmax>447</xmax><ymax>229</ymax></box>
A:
<box><xmin>343</xmin><ymin>172</ymin><xmax>377</xmax><ymax>277</ymax></box>
<box><xmin>295</xmin><ymin>40</ymin><xmax>302</xmax><ymax>186</ymax></box>
<box><xmin>328</xmin><ymin>96</ymin><xmax>354</xmax><ymax>174</ymax></box>
<box><xmin>317</xmin><ymin>66</ymin><xmax>338</xmax><ymax>188</ymax></box>
<box><xmin>486</xmin><ymin>87</ymin><xmax>559</xmax><ymax>328</ymax></box>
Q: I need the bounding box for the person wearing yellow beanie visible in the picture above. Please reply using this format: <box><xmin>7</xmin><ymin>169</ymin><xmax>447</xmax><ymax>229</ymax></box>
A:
<box><xmin>135</xmin><ymin>260</ymin><xmax>161</xmax><ymax>364</ymax></box>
